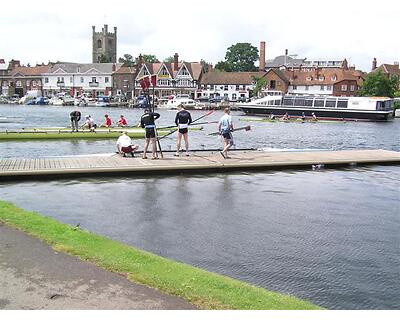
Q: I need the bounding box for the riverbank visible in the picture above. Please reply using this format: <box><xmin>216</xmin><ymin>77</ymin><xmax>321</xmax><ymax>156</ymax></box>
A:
<box><xmin>0</xmin><ymin>200</ymin><xmax>320</xmax><ymax>310</ymax></box>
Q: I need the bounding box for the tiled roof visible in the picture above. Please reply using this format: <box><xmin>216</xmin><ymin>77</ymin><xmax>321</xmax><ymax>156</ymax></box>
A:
<box><xmin>200</xmin><ymin>71</ymin><xmax>266</xmax><ymax>85</ymax></box>
<box><xmin>11</xmin><ymin>65</ymin><xmax>50</xmax><ymax>76</ymax></box>
<box><xmin>379</xmin><ymin>64</ymin><xmax>400</xmax><ymax>76</ymax></box>
<box><xmin>137</xmin><ymin>62</ymin><xmax>203</xmax><ymax>80</ymax></box>
<box><xmin>265</xmin><ymin>55</ymin><xmax>305</xmax><ymax>68</ymax></box>
<box><xmin>282</xmin><ymin>68</ymin><xmax>364</xmax><ymax>86</ymax></box>
<box><xmin>47</xmin><ymin>63</ymin><xmax>122</xmax><ymax>74</ymax></box>
<box><xmin>113</xmin><ymin>66</ymin><xmax>137</xmax><ymax>74</ymax></box>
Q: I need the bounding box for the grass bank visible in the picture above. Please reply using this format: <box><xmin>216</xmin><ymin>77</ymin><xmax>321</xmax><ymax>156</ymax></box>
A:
<box><xmin>0</xmin><ymin>200</ymin><xmax>321</xmax><ymax>310</ymax></box>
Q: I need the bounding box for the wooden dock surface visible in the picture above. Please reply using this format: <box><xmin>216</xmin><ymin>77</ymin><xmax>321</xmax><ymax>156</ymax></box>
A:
<box><xmin>0</xmin><ymin>149</ymin><xmax>399</xmax><ymax>180</ymax></box>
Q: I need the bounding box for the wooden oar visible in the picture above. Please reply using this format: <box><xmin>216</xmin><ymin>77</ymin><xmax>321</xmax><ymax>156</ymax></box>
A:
<box><xmin>158</xmin><ymin>110</ymin><xmax>215</xmax><ymax>141</ymax></box>
<box><xmin>208</xmin><ymin>125</ymin><xmax>251</xmax><ymax>136</ymax></box>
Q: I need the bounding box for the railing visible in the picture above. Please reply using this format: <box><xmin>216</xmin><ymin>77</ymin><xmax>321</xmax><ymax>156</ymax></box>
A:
<box><xmin>56</xmin><ymin>81</ymin><xmax>65</xmax><ymax>87</ymax></box>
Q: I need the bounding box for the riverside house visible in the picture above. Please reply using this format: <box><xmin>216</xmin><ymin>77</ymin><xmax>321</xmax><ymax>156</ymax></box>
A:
<box><xmin>42</xmin><ymin>62</ymin><xmax>122</xmax><ymax>97</ymax></box>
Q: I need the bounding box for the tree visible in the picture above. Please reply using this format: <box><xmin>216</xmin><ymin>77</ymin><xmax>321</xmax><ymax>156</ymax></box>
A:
<box><xmin>358</xmin><ymin>70</ymin><xmax>399</xmax><ymax>98</ymax></box>
<box><xmin>136</xmin><ymin>54</ymin><xmax>160</xmax><ymax>64</ymax></box>
<box><xmin>98</xmin><ymin>54</ymin><xmax>109</xmax><ymax>63</ymax></box>
<box><xmin>200</xmin><ymin>59</ymin><xmax>212</xmax><ymax>73</ymax></box>
<box><xmin>118</xmin><ymin>54</ymin><xmax>135</xmax><ymax>66</ymax></box>
<box><xmin>164</xmin><ymin>56</ymin><xmax>174</xmax><ymax>63</ymax></box>
<box><xmin>252</xmin><ymin>76</ymin><xmax>267</xmax><ymax>96</ymax></box>
<box><xmin>224</xmin><ymin>43</ymin><xmax>259</xmax><ymax>72</ymax></box>
<box><xmin>215</xmin><ymin>61</ymin><xmax>232</xmax><ymax>72</ymax></box>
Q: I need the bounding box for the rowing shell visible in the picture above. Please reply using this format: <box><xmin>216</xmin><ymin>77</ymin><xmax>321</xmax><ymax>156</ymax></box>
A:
<box><xmin>0</xmin><ymin>128</ymin><xmax>174</xmax><ymax>141</ymax></box>
<box><xmin>239</xmin><ymin>117</ymin><xmax>342</xmax><ymax>123</ymax></box>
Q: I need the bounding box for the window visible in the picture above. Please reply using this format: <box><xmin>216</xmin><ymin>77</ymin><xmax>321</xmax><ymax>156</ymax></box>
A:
<box><xmin>80</xmin><ymin>77</ymin><xmax>84</xmax><ymax>83</ymax></box>
<box><xmin>232</xmin><ymin>93</ymin><xmax>237</xmax><ymax>100</ymax></box>
<box><xmin>304</xmin><ymin>99</ymin><xmax>313</xmax><ymax>106</ymax></box>
<box><xmin>331</xmin><ymin>75</ymin><xmax>337</xmax><ymax>81</ymax></box>
<box><xmin>32</xmin><ymin>80</ymin><xmax>37</xmax><ymax>87</ymax></box>
<box><xmin>26</xmin><ymin>80</ymin><xmax>30</xmax><ymax>86</ymax></box>
<box><xmin>337</xmin><ymin>100</ymin><xmax>348</xmax><ymax>108</ymax></box>
<box><xmin>236</xmin><ymin>85</ymin><xmax>240</xmax><ymax>91</ymax></box>
<box><xmin>314</xmin><ymin>99</ymin><xmax>324</xmax><ymax>107</ymax></box>
<box><xmin>57</xmin><ymin>77</ymin><xmax>64</xmax><ymax>83</ymax></box>
<box><xmin>320</xmin><ymin>85</ymin><xmax>325</xmax><ymax>91</ymax></box>
<box><xmin>180</xmin><ymin>68</ymin><xmax>189</xmax><ymax>76</ymax></box>
<box><xmin>105</xmin><ymin>77</ymin><xmax>109</xmax><ymax>83</ymax></box>
<box><xmin>327</xmin><ymin>85</ymin><xmax>332</xmax><ymax>90</ymax></box>
<box><xmin>92</xmin><ymin>77</ymin><xmax>97</xmax><ymax>83</ymax></box>
<box><xmin>277</xmin><ymin>81</ymin><xmax>281</xmax><ymax>86</ymax></box>
<box><xmin>242</xmin><ymin>85</ymin><xmax>246</xmax><ymax>90</ymax></box>
<box><xmin>160</xmin><ymin>68</ymin><xmax>169</xmax><ymax>76</ymax></box>
<box><xmin>325</xmin><ymin>99</ymin><xmax>336</xmax><ymax>108</ymax></box>
<box><xmin>224</xmin><ymin>93</ymin><xmax>228</xmax><ymax>98</ymax></box>
<box><xmin>306</xmin><ymin>76</ymin><xmax>312</xmax><ymax>81</ymax></box>
<box><xmin>305</xmin><ymin>85</ymin><xmax>309</xmax><ymax>91</ymax></box>
<box><xmin>224</xmin><ymin>85</ymin><xmax>228</xmax><ymax>91</ymax></box>
<box><xmin>210</xmin><ymin>85</ymin><xmax>214</xmax><ymax>90</ymax></box>
<box><xmin>350</xmin><ymin>85</ymin><xmax>355</xmax><ymax>91</ymax></box>
<box><xmin>45</xmin><ymin>77</ymin><xmax>49</xmax><ymax>83</ymax></box>
<box><xmin>97</xmin><ymin>39</ymin><xmax>102</xmax><ymax>48</ymax></box>
<box><xmin>292</xmin><ymin>85</ymin><xmax>297</xmax><ymax>90</ymax></box>
<box><xmin>283</xmin><ymin>98</ymin><xmax>294</xmax><ymax>106</ymax></box>
<box><xmin>294</xmin><ymin>98</ymin><xmax>305</xmax><ymax>106</ymax></box>
<box><xmin>341</xmin><ymin>84</ymin><xmax>348</xmax><ymax>91</ymax></box>
<box><xmin>70</xmin><ymin>77</ymin><xmax>73</xmax><ymax>83</ymax></box>
<box><xmin>77</xmin><ymin>67</ymin><xmax>81</xmax><ymax>73</ymax></box>
<box><xmin>270</xmin><ymin>80</ymin><xmax>276</xmax><ymax>89</ymax></box>
<box><xmin>16</xmin><ymin>80</ymin><xmax>22</xmax><ymax>87</ymax></box>
<box><xmin>318</xmin><ymin>76</ymin><xmax>324</xmax><ymax>81</ymax></box>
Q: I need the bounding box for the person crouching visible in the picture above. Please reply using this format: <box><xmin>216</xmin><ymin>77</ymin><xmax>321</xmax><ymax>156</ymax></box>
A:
<box><xmin>116</xmin><ymin>131</ymin><xmax>139</xmax><ymax>157</ymax></box>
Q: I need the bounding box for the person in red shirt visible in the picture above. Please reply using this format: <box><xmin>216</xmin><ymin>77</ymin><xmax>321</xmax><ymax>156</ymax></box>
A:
<box><xmin>101</xmin><ymin>114</ymin><xmax>112</xmax><ymax>127</ymax></box>
<box><xmin>117</xmin><ymin>115</ymin><xmax>128</xmax><ymax>127</ymax></box>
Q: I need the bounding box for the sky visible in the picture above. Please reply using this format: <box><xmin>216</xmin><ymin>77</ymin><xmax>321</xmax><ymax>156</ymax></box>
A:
<box><xmin>1</xmin><ymin>0</ymin><xmax>399</xmax><ymax>72</ymax></box>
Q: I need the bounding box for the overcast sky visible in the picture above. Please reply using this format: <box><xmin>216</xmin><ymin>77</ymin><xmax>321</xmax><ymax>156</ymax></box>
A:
<box><xmin>1</xmin><ymin>0</ymin><xmax>399</xmax><ymax>72</ymax></box>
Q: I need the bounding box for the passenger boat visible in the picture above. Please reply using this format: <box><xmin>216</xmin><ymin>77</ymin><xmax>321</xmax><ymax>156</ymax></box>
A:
<box><xmin>158</xmin><ymin>95</ymin><xmax>198</xmax><ymax>110</ymax></box>
<box><xmin>237</xmin><ymin>91</ymin><xmax>394</xmax><ymax>121</ymax></box>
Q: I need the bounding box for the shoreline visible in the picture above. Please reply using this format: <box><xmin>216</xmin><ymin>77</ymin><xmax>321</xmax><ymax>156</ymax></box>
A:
<box><xmin>0</xmin><ymin>199</ymin><xmax>320</xmax><ymax>310</ymax></box>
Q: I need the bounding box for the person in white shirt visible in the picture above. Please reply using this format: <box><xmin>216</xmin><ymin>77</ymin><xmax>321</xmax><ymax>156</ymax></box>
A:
<box><xmin>116</xmin><ymin>132</ymin><xmax>139</xmax><ymax>157</ymax></box>
<box><xmin>82</xmin><ymin>115</ymin><xmax>97</xmax><ymax>132</ymax></box>
<box><xmin>218</xmin><ymin>108</ymin><xmax>234</xmax><ymax>159</ymax></box>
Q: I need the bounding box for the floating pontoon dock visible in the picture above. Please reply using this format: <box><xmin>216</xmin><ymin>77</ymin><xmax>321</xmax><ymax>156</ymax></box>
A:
<box><xmin>0</xmin><ymin>149</ymin><xmax>399</xmax><ymax>180</ymax></box>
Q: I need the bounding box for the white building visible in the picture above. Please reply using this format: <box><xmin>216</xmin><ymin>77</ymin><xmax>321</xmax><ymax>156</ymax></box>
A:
<box><xmin>199</xmin><ymin>71</ymin><xmax>265</xmax><ymax>101</ymax></box>
<box><xmin>42</xmin><ymin>62</ymin><xmax>121</xmax><ymax>97</ymax></box>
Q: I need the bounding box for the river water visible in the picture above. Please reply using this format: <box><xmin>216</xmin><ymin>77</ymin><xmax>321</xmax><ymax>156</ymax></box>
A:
<box><xmin>0</xmin><ymin>104</ymin><xmax>399</xmax><ymax>309</ymax></box>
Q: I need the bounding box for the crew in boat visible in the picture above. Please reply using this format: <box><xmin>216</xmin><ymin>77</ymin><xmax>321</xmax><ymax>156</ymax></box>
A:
<box><xmin>100</xmin><ymin>114</ymin><xmax>113</xmax><ymax>127</ymax></box>
<box><xmin>117</xmin><ymin>115</ymin><xmax>128</xmax><ymax>127</ymax></box>
<box><xmin>82</xmin><ymin>115</ymin><xmax>97</xmax><ymax>131</ymax></box>
<box><xmin>174</xmin><ymin>104</ymin><xmax>192</xmax><ymax>157</ymax></box>
<box><xmin>311</xmin><ymin>112</ymin><xmax>318</xmax><ymax>121</ymax></box>
<box><xmin>281</xmin><ymin>113</ymin><xmax>290</xmax><ymax>121</ymax></box>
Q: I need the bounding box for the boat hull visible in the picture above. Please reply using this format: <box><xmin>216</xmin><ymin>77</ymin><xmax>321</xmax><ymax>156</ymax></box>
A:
<box><xmin>238</xmin><ymin>105</ymin><xmax>393</xmax><ymax>121</ymax></box>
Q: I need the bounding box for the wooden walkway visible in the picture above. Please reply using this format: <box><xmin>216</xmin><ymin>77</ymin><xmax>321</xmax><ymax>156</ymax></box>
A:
<box><xmin>0</xmin><ymin>149</ymin><xmax>399</xmax><ymax>180</ymax></box>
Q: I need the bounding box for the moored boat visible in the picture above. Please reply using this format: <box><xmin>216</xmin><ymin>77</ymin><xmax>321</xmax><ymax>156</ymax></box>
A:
<box><xmin>237</xmin><ymin>91</ymin><xmax>394</xmax><ymax>121</ymax></box>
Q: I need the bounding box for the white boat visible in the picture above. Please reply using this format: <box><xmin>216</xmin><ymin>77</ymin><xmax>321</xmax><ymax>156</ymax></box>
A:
<box><xmin>237</xmin><ymin>91</ymin><xmax>394</xmax><ymax>121</ymax></box>
<box><xmin>159</xmin><ymin>95</ymin><xmax>198</xmax><ymax>110</ymax></box>
<box><xmin>49</xmin><ymin>93</ymin><xmax>75</xmax><ymax>106</ymax></box>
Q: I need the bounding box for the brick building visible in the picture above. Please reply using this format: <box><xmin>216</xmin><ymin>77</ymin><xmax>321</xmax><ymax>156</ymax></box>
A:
<box><xmin>112</xmin><ymin>66</ymin><xmax>138</xmax><ymax>99</ymax></box>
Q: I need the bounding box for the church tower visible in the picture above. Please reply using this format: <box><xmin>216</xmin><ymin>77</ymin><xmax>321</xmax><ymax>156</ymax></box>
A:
<box><xmin>92</xmin><ymin>24</ymin><xmax>117</xmax><ymax>63</ymax></box>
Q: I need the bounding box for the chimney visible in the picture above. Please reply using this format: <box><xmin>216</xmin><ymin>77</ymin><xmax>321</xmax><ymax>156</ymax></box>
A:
<box><xmin>112</xmin><ymin>63</ymin><xmax>116</xmax><ymax>72</ymax></box>
<box><xmin>174</xmin><ymin>53</ymin><xmax>179</xmax><ymax>71</ymax></box>
<box><xmin>138</xmin><ymin>54</ymin><xmax>144</xmax><ymax>67</ymax></box>
<box><xmin>285</xmin><ymin>49</ymin><xmax>288</xmax><ymax>56</ymax></box>
<box><xmin>104</xmin><ymin>24</ymin><xmax>108</xmax><ymax>34</ymax></box>
<box><xmin>259</xmin><ymin>41</ymin><xmax>266</xmax><ymax>71</ymax></box>
<box><xmin>372</xmin><ymin>58</ymin><xmax>377</xmax><ymax>71</ymax></box>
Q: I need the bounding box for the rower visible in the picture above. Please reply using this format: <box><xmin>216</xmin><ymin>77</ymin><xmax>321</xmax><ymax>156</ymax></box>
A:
<box><xmin>82</xmin><ymin>115</ymin><xmax>97</xmax><ymax>131</ymax></box>
<box><xmin>174</xmin><ymin>104</ymin><xmax>192</xmax><ymax>157</ymax></box>
<box><xmin>140</xmin><ymin>108</ymin><xmax>160</xmax><ymax>160</ymax></box>
<box><xmin>311</xmin><ymin>112</ymin><xmax>317</xmax><ymax>121</ymax></box>
<box><xmin>100</xmin><ymin>114</ymin><xmax>112</xmax><ymax>127</ymax></box>
<box><xmin>117</xmin><ymin>115</ymin><xmax>128</xmax><ymax>127</ymax></box>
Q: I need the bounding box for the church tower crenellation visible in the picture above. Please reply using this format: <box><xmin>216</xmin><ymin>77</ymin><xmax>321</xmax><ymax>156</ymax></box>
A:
<box><xmin>92</xmin><ymin>24</ymin><xmax>117</xmax><ymax>63</ymax></box>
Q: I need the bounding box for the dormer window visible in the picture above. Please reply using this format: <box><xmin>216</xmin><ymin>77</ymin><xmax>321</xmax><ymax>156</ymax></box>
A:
<box><xmin>306</xmin><ymin>76</ymin><xmax>312</xmax><ymax>81</ymax></box>
<box><xmin>77</xmin><ymin>67</ymin><xmax>81</xmax><ymax>73</ymax></box>
<box><xmin>318</xmin><ymin>76</ymin><xmax>325</xmax><ymax>81</ymax></box>
<box><xmin>331</xmin><ymin>75</ymin><xmax>337</xmax><ymax>81</ymax></box>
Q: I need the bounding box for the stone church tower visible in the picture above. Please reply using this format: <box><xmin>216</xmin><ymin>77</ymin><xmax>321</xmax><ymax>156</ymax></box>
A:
<box><xmin>92</xmin><ymin>24</ymin><xmax>117</xmax><ymax>63</ymax></box>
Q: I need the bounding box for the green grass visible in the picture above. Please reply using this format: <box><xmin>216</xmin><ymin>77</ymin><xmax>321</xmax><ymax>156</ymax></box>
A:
<box><xmin>0</xmin><ymin>200</ymin><xmax>321</xmax><ymax>310</ymax></box>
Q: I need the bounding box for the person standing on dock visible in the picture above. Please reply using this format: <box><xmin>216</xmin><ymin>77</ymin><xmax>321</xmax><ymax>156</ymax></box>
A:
<box><xmin>140</xmin><ymin>108</ymin><xmax>160</xmax><ymax>159</ymax></box>
<box><xmin>218</xmin><ymin>108</ymin><xmax>234</xmax><ymax>159</ymax></box>
<box><xmin>174</xmin><ymin>105</ymin><xmax>192</xmax><ymax>157</ymax></box>
<box><xmin>70</xmin><ymin>108</ymin><xmax>81</xmax><ymax>132</ymax></box>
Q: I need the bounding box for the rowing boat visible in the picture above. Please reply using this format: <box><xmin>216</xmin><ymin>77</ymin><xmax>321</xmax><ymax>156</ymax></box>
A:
<box><xmin>23</xmin><ymin>126</ymin><xmax>203</xmax><ymax>132</ymax></box>
<box><xmin>239</xmin><ymin>118</ymin><xmax>344</xmax><ymax>123</ymax></box>
<box><xmin>0</xmin><ymin>128</ymin><xmax>174</xmax><ymax>141</ymax></box>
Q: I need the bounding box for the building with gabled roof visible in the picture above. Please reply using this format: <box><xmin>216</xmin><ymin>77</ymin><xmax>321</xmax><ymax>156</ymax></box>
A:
<box><xmin>371</xmin><ymin>58</ymin><xmax>400</xmax><ymax>89</ymax></box>
<box><xmin>134</xmin><ymin>53</ymin><xmax>204</xmax><ymax>99</ymax></box>
<box><xmin>199</xmin><ymin>70</ymin><xmax>266</xmax><ymax>101</ymax></box>
<box><xmin>42</xmin><ymin>62</ymin><xmax>122</xmax><ymax>97</ymax></box>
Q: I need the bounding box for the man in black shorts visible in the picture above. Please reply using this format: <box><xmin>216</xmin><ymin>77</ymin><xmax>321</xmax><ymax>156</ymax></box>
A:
<box><xmin>140</xmin><ymin>108</ymin><xmax>160</xmax><ymax>159</ymax></box>
<box><xmin>174</xmin><ymin>104</ymin><xmax>192</xmax><ymax>157</ymax></box>
<box><xmin>70</xmin><ymin>108</ymin><xmax>81</xmax><ymax>132</ymax></box>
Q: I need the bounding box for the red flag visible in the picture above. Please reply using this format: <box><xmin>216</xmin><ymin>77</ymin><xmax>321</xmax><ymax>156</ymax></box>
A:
<box><xmin>151</xmin><ymin>74</ymin><xmax>157</xmax><ymax>87</ymax></box>
<box><xmin>138</xmin><ymin>78</ymin><xmax>146</xmax><ymax>90</ymax></box>
<box><xmin>144</xmin><ymin>76</ymin><xmax>151</xmax><ymax>89</ymax></box>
